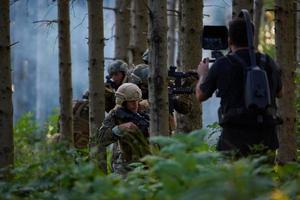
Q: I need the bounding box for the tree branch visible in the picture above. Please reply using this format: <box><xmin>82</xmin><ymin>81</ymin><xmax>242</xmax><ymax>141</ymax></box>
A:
<box><xmin>103</xmin><ymin>6</ymin><xmax>116</xmax><ymax>12</ymax></box>
<box><xmin>33</xmin><ymin>20</ymin><xmax>58</xmax><ymax>26</ymax></box>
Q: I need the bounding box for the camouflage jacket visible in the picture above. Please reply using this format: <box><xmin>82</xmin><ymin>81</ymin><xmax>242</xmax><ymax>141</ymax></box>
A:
<box><xmin>97</xmin><ymin>106</ymin><xmax>150</xmax><ymax>175</ymax></box>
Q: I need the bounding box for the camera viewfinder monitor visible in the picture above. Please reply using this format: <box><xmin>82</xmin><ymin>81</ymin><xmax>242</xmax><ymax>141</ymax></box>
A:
<box><xmin>202</xmin><ymin>26</ymin><xmax>228</xmax><ymax>50</ymax></box>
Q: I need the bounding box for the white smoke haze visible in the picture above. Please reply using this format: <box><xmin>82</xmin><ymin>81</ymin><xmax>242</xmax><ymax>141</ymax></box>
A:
<box><xmin>11</xmin><ymin>0</ymin><xmax>115</xmax><ymax>125</ymax></box>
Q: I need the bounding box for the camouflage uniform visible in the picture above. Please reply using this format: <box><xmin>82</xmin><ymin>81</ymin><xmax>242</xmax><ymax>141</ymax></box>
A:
<box><xmin>72</xmin><ymin>60</ymin><xmax>129</xmax><ymax>148</ymax></box>
<box><xmin>128</xmin><ymin>64</ymin><xmax>193</xmax><ymax>134</ymax></box>
<box><xmin>83</xmin><ymin>59</ymin><xmax>130</xmax><ymax>113</ymax></box>
<box><xmin>97</xmin><ymin>83</ymin><xmax>150</xmax><ymax>176</ymax></box>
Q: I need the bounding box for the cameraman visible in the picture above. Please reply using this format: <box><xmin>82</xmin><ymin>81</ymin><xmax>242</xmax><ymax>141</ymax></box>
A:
<box><xmin>195</xmin><ymin>18</ymin><xmax>282</xmax><ymax>157</ymax></box>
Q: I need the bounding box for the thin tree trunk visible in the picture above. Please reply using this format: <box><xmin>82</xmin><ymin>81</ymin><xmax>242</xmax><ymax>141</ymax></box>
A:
<box><xmin>232</xmin><ymin>0</ymin><xmax>254</xmax><ymax>19</ymax></box>
<box><xmin>88</xmin><ymin>0</ymin><xmax>106</xmax><ymax>173</ymax></box>
<box><xmin>88</xmin><ymin>0</ymin><xmax>105</xmax><ymax>145</ymax></box>
<box><xmin>0</xmin><ymin>0</ymin><xmax>14</xmax><ymax>172</ymax></box>
<box><xmin>253</xmin><ymin>0</ymin><xmax>263</xmax><ymax>49</ymax></box>
<box><xmin>148</xmin><ymin>0</ymin><xmax>169</xmax><ymax>136</ymax></box>
<box><xmin>297</xmin><ymin>1</ymin><xmax>300</xmax><ymax>63</ymax></box>
<box><xmin>275</xmin><ymin>0</ymin><xmax>297</xmax><ymax>163</ymax></box>
<box><xmin>176</xmin><ymin>0</ymin><xmax>203</xmax><ymax>133</ymax></box>
<box><xmin>129</xmin><ymin>0</ymin><xmax>148</xmax><ymax>66</ymax></box>
<box><xmin>176</xmin><ymin>0</ymin><xmax>182</xmax><ymax>67</ymax></box>
<box><xmin>167</xmin><ymin>0</ymin><xmax>177</xmax><ymax>67</ymax></box>
<box><xmin>58</xmin><ymin>0</ymin><xmax>73</xmax><ymax>145</ymax></box>
<box><xmin>115</xmin><ymin>0</ymin><xmax>131</xmax><ymax>63</ymax></box>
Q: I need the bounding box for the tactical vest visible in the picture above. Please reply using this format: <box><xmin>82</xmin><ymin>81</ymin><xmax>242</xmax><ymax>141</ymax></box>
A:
<box><xmin>72</xmin><ymin>100</ymin><xmax>89</xmax><ymax>148</ymax></box>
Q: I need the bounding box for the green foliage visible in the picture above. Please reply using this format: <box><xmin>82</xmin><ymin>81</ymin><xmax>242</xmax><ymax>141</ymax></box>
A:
<box><xmin>44</xmin><ymin>108</ymin><xmax>59</xmax><ymax>135</ymax></box>
<box><xmin>260</xmin><ymin>42</ymin><xmax>276</xmax><ymax>59</ymax></box>
<box><xmin>1</xmin><ymin>115</ymin><xmax>300</xmax><ymax>199</ymax></box>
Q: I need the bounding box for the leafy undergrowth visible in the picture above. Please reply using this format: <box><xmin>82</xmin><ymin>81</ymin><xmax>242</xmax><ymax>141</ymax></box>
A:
<box><xmin>1</xmin><ymin>113</ymin><xmax>300</xmax><ymax>200</ymax></box>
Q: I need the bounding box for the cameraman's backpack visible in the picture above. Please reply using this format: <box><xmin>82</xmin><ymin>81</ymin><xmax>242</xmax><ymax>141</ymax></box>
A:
<box><xmin>238</xmin><ymin>10</ymin><xmax>271</xmax><ymax>113</ymax></box>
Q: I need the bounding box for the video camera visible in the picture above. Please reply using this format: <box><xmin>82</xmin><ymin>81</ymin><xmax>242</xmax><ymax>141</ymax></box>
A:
<box><xmin>202</xmin><ymin>25</ymin><xmax>228</xmax><ymax>62</ymax></box>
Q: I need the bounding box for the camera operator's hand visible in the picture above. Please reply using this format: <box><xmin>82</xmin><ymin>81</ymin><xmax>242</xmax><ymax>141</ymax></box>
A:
<box><xmin>195</xmin><ymin>58</ymin><xmax>210</xmax><ymax>102</ymax></box>
<box><xmin>197</xmin><ymin>57</ymin><xmax>209</xmax><ymax>77</ymax></box>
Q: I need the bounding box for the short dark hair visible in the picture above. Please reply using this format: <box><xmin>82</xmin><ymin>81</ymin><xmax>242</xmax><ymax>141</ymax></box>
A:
<box><xmin>229</xmin><ymin>18</ymin><xmax>254</xmax><ymax>47</ymax></box>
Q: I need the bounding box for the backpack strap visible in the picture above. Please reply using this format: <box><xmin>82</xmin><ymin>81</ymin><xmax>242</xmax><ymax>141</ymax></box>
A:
<box><xmin>258</xmin><ymin>53</ymin><xmax>267</xmax><ymax>70</ymax></box>
<box><xmin>230</xmin><ymin>53</ymin><xmax>249</xmax><ymax>69</ymax></box>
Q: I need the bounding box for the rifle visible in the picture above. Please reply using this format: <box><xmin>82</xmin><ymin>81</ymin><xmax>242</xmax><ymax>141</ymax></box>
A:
<box><xmin>168</xmin><ymin>66</ymin><xmax>198</xmax><ymax>113</ymax></box>
<box><xmin>115</xmin><ymin>107</ymin><xmax>150</xmax><ymax>138</ymax></box>
<box><xmin>105</xmin><ymin>75</ymin><xmax>117</xmax><ymax>90</ymax></box>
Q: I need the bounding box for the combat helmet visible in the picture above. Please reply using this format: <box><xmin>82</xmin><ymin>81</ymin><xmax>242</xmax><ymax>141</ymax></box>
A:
<box><xmin>129</xmin><ymin>64</ymin><xmax>149</xmax><ymax>86</ymax></box>
<box><xmin>107</xmin><ymin>60</ymin><xmax>128</xmax><ymax>77</ymax></box>
<box><xmin>115</xmin><ymin>83</ymin><xmax>142</xmax><ymax>105</ymax></box>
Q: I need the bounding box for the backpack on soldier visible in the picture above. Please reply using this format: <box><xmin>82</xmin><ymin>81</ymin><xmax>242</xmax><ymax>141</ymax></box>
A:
<box><xmin>238</xmin><ymin>10</ymin><xmax>271</xmax><ymax>113</ymax></box>
<box><xmin>72</xmin><ymin>100</ymin><xmax>89</xmax><ymax>148</ymax></box>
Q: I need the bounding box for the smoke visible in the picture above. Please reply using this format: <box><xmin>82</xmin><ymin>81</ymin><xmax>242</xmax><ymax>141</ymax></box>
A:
<box><xmin>11</xmin><ymin>0</ymin><xmax>115</xmax><ymax>125</ymax></box>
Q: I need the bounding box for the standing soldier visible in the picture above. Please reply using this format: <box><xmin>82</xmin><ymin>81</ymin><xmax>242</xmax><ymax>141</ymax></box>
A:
<box><xmin>97</xmin><ymin>83</ymin><xmax>150</xmax><ymax>176</ymax></box>
<box><xmin>72</xmin><ymin>60</ymin><xmax>129</xmax><ymax>148</ymax></box>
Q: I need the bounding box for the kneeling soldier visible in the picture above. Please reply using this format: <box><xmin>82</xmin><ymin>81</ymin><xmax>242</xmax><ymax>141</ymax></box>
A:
<box><xmin>97</xmin><ymin>83</ymin><xmax>150</xmax><ymax>176</ymax></box>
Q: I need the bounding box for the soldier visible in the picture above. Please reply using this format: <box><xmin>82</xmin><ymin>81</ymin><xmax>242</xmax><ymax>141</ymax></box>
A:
<box><xmin>84</xmin><ymin>59</ymin><xmax>129</xmax><ymax>112</ymax></box>
<box><xmin>107</xmin><ymin>59</ymin><xmax>129</xmax><ymax>90</ymax></box>
<box><xmin>97</xmin><ymin>83</ymin><xmax>150</xmax><ymax>176</ymax></box>
<box><xmin>128</xmin><ymin>64</ymin><xmax>193</xmax><ymax>134</ymax></box>
<box><xmin>71</xmin><ymin>60</ymin><xmax>129</xmax><ymax>148</ymax></box>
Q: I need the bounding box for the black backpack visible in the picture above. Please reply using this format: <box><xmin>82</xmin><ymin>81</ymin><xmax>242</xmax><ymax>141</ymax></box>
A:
<box><xmin>238</xmin><ymin>10</ymin><xmax>271</xmax><ymax>113</ymax></box>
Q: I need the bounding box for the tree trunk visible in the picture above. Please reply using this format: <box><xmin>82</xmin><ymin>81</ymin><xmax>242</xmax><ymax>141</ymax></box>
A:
<box><xmin>297</xmin><ymin>1</ymin><xmax>300</xmax><ymax>62</ymax></box>
<box><xmin>88</xmin><ymin>0</ymin><xmax>105</xmax><ymax>145</ymax></box>
<box><xmin>253</xmin><ymin>0</ymin><xmax>263</xmax><ymax>49</ymax></box>
<box><xmin>0</xmin><ymin>0</ymin><xmax>14</xmax><ymax>172</ymax></box>
<box><xmin>275</xmin><ymin>0</ymin><xmax>297</xmax><ymax>163</ymax></box>
<box><xmin>148</xmin><ymin>0</ymin><xmax>169</xmax><ymax>136</ymax></box>
<box><xmin>176</xmin><ymin>0</ymin><xmax>203</xmax><ymax>133</ymax></box>
<box><xmin>58</xmin><ymin>0</ymin><xmax>73</xmax><ymax>145</ymax></box>
<box><xmin>167</xmin><ymin>0</ymin><xmax>177</xmax><ymax>66</ymax></box>
<box><xmin>88</xmin><ymin>0</ymin><xmax>106</xmax><ymax>173</ymax></box>
<box><xmin>115</xmin><ymin>0</ymin><xmax>131</xmax><ymax>63</ymax></box>
<box><xmin>232</xmin><ymin>0</ymin><xmax>254</xmax><ymax>19</ymax></box>
<box><xmin>176</xmin><ymin>0</ymin><xmax>182</xmax><ymax>66</ymax></box>
<box><xmin>129</xmin><ymin>0</ymin><xmax>148</xmax><ymax>66</ymax></box>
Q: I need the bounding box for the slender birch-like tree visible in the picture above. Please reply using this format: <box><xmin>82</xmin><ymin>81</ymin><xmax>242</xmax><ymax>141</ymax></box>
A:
<box><xmin>167</xmin><ymin>0</ymin><xmax>177</xmax><ymax>67</ymax></box>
